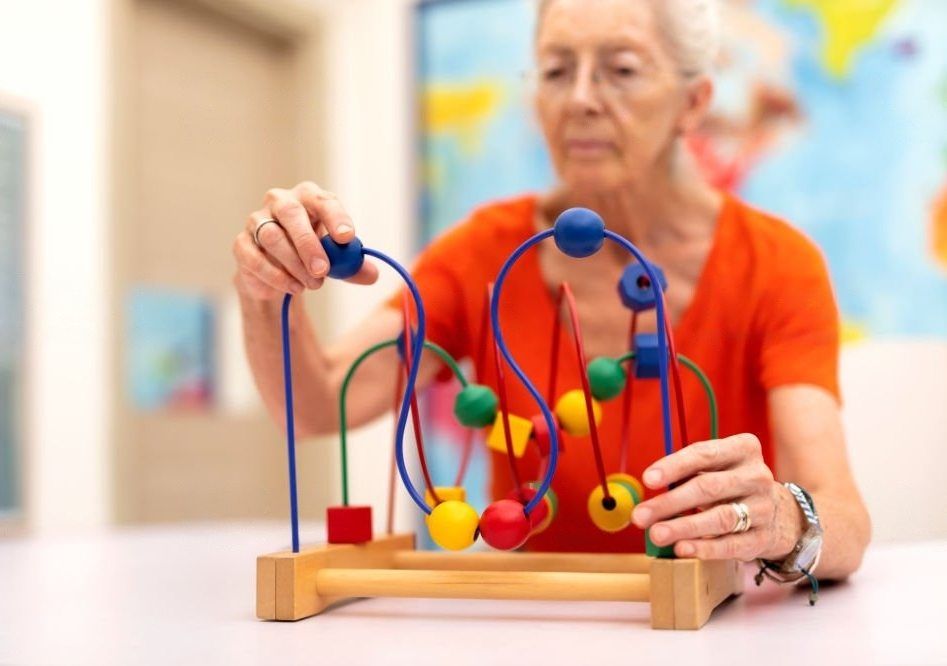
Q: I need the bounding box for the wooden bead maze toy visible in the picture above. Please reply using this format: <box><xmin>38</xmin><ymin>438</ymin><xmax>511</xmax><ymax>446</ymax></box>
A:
<box><xmin>256</xmin><ymin>208</ymin><xmax>743</xmax><ymax>629</ymax></box>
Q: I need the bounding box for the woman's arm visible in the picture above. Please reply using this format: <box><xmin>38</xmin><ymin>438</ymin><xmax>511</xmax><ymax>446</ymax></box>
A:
<box><xmin>234</xmin><ymin>182</ymin><xmax>442</xmax><ymax>438</ymax></box>
<box><xmin>768</xmin><ymin>385</ymin><xmax>871</xmax><ymax>579</ymax></box>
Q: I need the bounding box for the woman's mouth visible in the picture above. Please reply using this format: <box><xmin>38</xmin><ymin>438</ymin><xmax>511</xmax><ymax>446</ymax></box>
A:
<box><xmin>564</xmin><ymin>139</ymin><xmax>615</xmax><ymax>157</ymax></box>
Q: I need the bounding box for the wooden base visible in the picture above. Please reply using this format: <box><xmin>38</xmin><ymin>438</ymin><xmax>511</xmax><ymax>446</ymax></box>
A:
<box><xmin>256</xmin><ymin>533</ymin><xmax>743</xmax><ymax>629</ymax></box>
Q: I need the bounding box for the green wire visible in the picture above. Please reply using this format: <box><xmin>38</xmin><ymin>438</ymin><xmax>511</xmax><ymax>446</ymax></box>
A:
<box><xmin>613</xmin><ymin>352</ymin><xmax>719</xmax><ymax>441</ymax></box>
<box><xmin>676</xmin><ymin>354</ymin><xmax>718</xmax><ymax>440</ymax></box>
<box><xmin>338</xmin><ymin>337</ymin><xmax>468</xmax><ymax>505</ymax></box>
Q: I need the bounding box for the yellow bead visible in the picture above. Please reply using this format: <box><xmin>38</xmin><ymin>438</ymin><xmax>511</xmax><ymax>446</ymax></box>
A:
<box><xmin>486</xmin><ymin>412</ymin><xmax>533</xmax><ymax>458</ymax></box>
<box><xmin>427</xmin><ymin>500</ymin><xmax>479</xmax><ymax>551</ymax></box>
<box><xmin>424</xmin><ymin>487</ymin><xmax>467</xmax><ymax>525</ymax></box>
<box><xmin>554</xmin><ymin>389</ymin><xmax>602</xmax><ymax>437</ymax></box>
<box><xmin>606</xmin><ymin>473</ymin><xmax>643</xmax><ymax>504</ymax></box>
<box><xmin>587</xmin><ymin>482</ymin><xmax>634</xmax><ymax>533</ymax></box>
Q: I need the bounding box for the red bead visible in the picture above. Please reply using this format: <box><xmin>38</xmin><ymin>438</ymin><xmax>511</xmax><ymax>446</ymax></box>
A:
<box><xmin>530</xmin><ymin>413</ymin><xmax>565</xmax><ymax>456</ymax></box>
<box><xmin>505</xmin><ymin>485</ymin><xmax>551</xmax><ymax>534</ymax></box>
<box><xmin>326</xmin><ymin>505</ymin><xmax>373</xmax><ymax>544</ymax></box>
<box><xmin>479</xmin><ymin>499</ymin><xmax>531</xmax><ymax>551</ymax></box>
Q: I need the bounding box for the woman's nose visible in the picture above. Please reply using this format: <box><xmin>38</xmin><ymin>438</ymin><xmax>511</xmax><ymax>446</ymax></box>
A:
<box><xmin>567</xmin><ymin>62</ymin><xmax>605</xmax><ymax>114</ymax></box>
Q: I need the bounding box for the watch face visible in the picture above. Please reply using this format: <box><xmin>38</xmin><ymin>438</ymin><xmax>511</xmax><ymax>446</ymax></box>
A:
<box><xmin>796</xmin><ymin>535</ymin><xmax>824</xmax><ymax>569</ymax></box>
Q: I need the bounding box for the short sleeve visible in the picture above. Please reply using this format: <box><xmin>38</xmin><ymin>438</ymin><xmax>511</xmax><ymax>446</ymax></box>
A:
<box><xmin>383</xmin><ymin>224</ymin><xmax>476</xmax><ymax>372</ymax></box>
<box><xmin>755</xmin><ymin>240</ymin><xmax>841</xmax><ymax>402</ymax></box>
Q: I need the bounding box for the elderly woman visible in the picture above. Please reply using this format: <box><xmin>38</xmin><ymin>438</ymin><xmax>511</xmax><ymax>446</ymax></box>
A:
<box><xmin>233</xmin><ymin>0</ymin><xmax>870</xmax><ymax>583</ymax></box>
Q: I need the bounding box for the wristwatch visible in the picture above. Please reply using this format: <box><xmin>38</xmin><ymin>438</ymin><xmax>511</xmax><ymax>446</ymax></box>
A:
<box><xmin>755</xmin><ymin>482</ymin><xmax>823</xmax><ymax>604</ymax></box>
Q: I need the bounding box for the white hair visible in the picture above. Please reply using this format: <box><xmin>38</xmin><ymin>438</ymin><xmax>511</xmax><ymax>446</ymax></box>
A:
<box><xmin>536</xmin><ymin>0</ymin><xmax>721</xmax><ymax>77</ymax></box>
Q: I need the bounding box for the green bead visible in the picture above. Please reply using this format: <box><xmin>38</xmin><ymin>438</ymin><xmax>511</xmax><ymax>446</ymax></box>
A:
<box><xmin>454</xmin><ymin>384</ymin><xmax>499</xmax><ymax>428</ymax></box>
<box><xmin>645</xmin><ymin>527</ymin><xmax>677</xmax><ymax>559</ymax></box>
<box><xmin>587</xmin><ymin>357</ymin><xmax>627</xmax><ymax>401</ymax></box>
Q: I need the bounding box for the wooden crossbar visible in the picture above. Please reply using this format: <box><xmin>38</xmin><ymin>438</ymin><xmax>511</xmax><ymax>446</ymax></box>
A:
<box><xmin>317</xmin><ymin>568</ymin><xmax>651</xmax><ymax>602</ymax></box>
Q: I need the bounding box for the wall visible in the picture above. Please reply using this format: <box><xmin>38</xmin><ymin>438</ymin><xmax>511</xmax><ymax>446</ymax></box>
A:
<box><xmin>1</xmin><ymin>0</ymin><xmax>942</xmax><ymax>540</ymax></box>
<box><xmin>0</xmin><ymin>0</ymin><xmax>111</xmax><ymax>532</ymax></box>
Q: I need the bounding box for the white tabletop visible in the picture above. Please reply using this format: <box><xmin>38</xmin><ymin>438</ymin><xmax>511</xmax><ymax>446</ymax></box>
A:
<box><xmin>0</xmin><ymin>522</ymin><xmax>943</xmax><ymax>665</ymax></box>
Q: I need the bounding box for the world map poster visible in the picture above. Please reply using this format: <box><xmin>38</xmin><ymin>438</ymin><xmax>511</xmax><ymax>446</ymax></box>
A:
<box><xmin>415</xmin><ymin>0</ymin><xmax>947</xmax><ymax>513</ymax></box>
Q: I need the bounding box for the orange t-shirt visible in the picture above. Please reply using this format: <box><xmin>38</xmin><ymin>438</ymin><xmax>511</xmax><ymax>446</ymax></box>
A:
<box><xmin>387</xmin><ymin>193</ymin><xmax>840</xmax><ymax>553</ymax></box>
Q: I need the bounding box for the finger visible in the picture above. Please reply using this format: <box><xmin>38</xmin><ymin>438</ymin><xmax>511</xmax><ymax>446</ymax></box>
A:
<box><xmin>632</xmin><ymin>469</ymin><xmax>760</xmax><ymax>528</ymax></box>
<box><xmin>234</xmin><ymin>232</ymin><xmax>304</xmax><ymax>295</ymax></box>
<box><xmin>249</xmin><ymin>211</ymin><xmax>320</xmax><ymax>289</ymax></box>
<box><xmin>295</xmin><ymin>182</ymin><xmax>357</xmax><ymax>244</ymax></box>
<box><xmin>343</xmin><ymin>260</ymin><xmax>380</xmax><ymax>286</ymax></box>
<box><xmin>263</xmin><ymin>188</ymin><xmax>329</xmax><ymax>278</ymax></box>
<box><xmin>238</xmin><ymin>270</ymin><xmax>284</xmax><ymax>301</ymax></box>
<box><xmin>675</xmin><ymin>529</ymin><xmax>769</xmax><ymax>562</ymax></box>
<box><xmin>648</xmin><ymin>496</ymin><xmax>772</xmax><ymax>546</ymax></box>
<box><xmin>641</xmin><ymin>434</ymin><xmax>762</xmax><ymax>489</ymax></box>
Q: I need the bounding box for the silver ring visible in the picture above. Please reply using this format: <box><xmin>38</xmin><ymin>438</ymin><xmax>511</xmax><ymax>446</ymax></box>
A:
<box><xmin>253</xmin><ymin>217</ymin><xmax>282</xmax><ymax>248</ymax></box>
<box><xmin>729</xmin><ymin>502</ymin><xmax>751</xmax><ymax>534</ymax></box>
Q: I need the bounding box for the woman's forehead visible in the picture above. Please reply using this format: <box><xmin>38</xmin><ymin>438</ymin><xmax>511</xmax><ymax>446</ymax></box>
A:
<box><xmin>537</xmin><ymin>0</ymin><xmax>661</xmax><ymax>55</ymax></box>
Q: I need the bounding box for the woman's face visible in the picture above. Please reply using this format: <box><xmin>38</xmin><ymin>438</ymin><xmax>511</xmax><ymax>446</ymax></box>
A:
<box><xmin>534</xmin><ymin>0</ymin><xmax>708</xmax><ymax>193</ymax></box>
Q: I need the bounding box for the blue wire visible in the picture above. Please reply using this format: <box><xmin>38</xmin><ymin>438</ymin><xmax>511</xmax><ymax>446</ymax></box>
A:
<box><xmin>604</xmin><ymin>230</ymin><xmax>673</xmax><ymax>458</ymax></box>
<box><xmin>281</xmin><ymin>293</ymin><xmax>300</xmax><ymax>553</ymax></box>
<box><xmin>362</xmin><ymin>248</ymin><xmax>433</xmax><ymax>515</ymax></box>
<box><xmin>489</xmin><ymin>229</ymin><xmax>559</xmax><ymax>515</ymax></box>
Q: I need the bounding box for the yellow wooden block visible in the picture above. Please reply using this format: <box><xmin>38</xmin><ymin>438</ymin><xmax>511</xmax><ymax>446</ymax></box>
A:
<box><xmin>424</xmin><ymin>486</ymin><xmax>467</xmax><ymax>507</ymax></box>
<box><xmin>486</xmin><ymin>412</ymin><xmax>533</xmax><ymax>458</ymax></box>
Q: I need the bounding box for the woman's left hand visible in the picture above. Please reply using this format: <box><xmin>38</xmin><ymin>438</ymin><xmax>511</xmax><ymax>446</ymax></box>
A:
<box><xmin>631</xmin><ymin>433</ymin><xmax>805</xmax><ymax>560</ymax></box>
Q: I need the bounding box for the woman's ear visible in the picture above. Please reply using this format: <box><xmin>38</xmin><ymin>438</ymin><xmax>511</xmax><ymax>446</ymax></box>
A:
<box><xmin>677</xmin><ymin>75</ymin><xmax>714</xmax><ymax>135</ymax></box>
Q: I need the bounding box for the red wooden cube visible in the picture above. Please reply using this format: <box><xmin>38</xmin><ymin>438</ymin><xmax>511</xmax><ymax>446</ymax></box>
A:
<box><xmin>326</xmin><ymin>505</ymin><xmax>373</xmax><ymax>544</ymax></box>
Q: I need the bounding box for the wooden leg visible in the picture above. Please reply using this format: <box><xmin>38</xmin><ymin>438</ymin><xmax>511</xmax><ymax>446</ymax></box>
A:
<box><xmin>649</xmin><ymin>558</ymin><xmax>744</xmax><ymax>630</ymax></box>
<box><xmin>256</xmin><ymin>533</ymin><xmax>415</xmax><ymax>621</ymax></box>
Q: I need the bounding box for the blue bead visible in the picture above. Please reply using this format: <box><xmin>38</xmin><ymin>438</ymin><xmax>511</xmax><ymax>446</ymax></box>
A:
<box><xmin>617</xmin><ymin>261</ymin><xmax>668</xmax><ymax>312</ymax></box>
<box><xmin>553</xmin><ymin>208</ymin><xmax>605</xmax><ymax>258</ymax></box>
<box><xmin>633</xmin><ymin>333</ymin><xmax>662</xmax><ymax>379</ymax></box>
<box><xmin>321</xmin><ymin>235</ymin><xmax>365</xmax><ymax>280</ymax></box>
<box><xmin>395</xmin><ymin>328</ymin><xmax>420</xmax><ymax>361</ymax></box>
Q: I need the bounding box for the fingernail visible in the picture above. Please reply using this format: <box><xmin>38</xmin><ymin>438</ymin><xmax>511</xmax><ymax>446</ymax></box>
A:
<box><xmin>677</xmin><ymin>542</ymin><xmax>695</xmax><ymax>557</ymax></box>
<box><xmin>643</xmin><ymin>468</ymin><xmax>662</xmax><ymax>487</ymax></box>
<box><xmin>311</xmin><ymin>258</ymin><xmax>328</xmax><ymax>276</ymax></box>
<box><xmin>633</xmin><ymin>506</ymin><xmax>651</xmax><ymax>526</ymax></box>
<box><xmin>650</xmin><ymin>525</ymin><xmax>668</xmax><ymax>543</ymax></box>
<box><xmin>337</xmin><ymin>224</ymin><xmax>353</xmax><ymax>236</ymax></box>
<box><xmin>290</xmin><ymin>282</ymin><xmax>303</xmax><ymax>295</ymax></box>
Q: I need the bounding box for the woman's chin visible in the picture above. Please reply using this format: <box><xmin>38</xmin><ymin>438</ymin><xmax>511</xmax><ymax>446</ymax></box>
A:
<box><xmin>560</xmin><ymin>166</ymin><xmax>629</xmax><ymax>196</ymax></box>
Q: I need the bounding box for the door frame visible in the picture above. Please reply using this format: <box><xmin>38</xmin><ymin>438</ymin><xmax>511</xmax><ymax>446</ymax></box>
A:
<box><xmin>108</xmin><ymin>0</ymin><xmax>327</xmax><ymax>523</ymax></box>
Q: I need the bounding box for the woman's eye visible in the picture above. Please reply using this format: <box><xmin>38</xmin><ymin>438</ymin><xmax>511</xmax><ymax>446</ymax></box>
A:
<box><xmin>612</xmin><ymin>66</ymin><xmax>638</xmax><ymax>78</ymax></box>
<box><xmin>541</xmin><ymin>67</ymin><xmax>567</xmax><ymax>81</ymax></box>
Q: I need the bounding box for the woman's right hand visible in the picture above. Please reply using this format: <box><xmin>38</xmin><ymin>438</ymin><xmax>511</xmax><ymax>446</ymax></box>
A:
<box><xmin>233</xmin><ymin>181</ymin><xmax>379</xmax><ymax>302</ymax></box>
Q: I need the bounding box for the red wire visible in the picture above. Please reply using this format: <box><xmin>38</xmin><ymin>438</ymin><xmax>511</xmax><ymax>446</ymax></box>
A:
<box><xmin>454</xmin><ymin>289</ymin><xmax>492</xmax><ymax>486</ymax></box>
<box><xmin>661</xmin><ymin>306</ymin><xmax>690</xmax><ymax>450</ymax></box>
<box><xmin>386</xmin><ymin>365</ymin><xmax>404</xmax><ymax>534</ymax></box>
<box><xmin>547</xmin><ymin>293</ymin><xmax>562</xmax><ymax>406</ymax></box>
<box><xmin>488</xmin><ymin>285</ymin><xmax>526</xmax><ymax>498</ymax></box>
<box><xmin>618</xmin><ymin>311</ymin><xmax>638</xmax><ymax>473</ymax></box>
<box><xmin>559</xmin><ymin>283</ymin><xmax>611</xmax><ymax>498</ymax></box>
<box><xmin>401</xmin><ymin>296</ymin><xmax>441</xmax><ymax>504</ymax></box>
